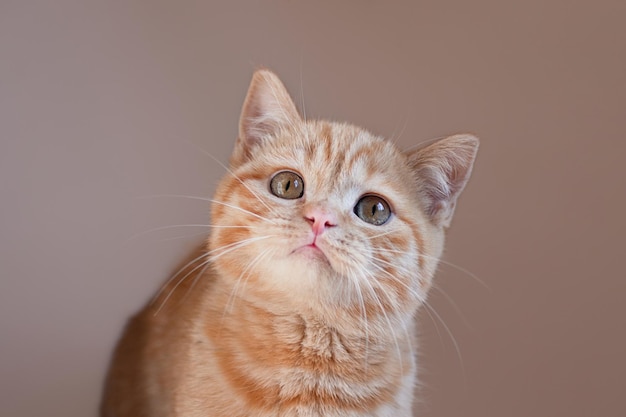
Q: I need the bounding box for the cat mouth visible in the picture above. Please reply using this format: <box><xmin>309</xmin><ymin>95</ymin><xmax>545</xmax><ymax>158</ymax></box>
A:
<box><xmin>292</xmin><ymin>242</ymin><xmax>331</xmax><ymax>264</ymax></box>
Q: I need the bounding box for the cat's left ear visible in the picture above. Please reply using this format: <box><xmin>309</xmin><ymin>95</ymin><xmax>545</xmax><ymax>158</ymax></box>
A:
<box><xmin>406</xmin><ymin>134</ymin><xmax>479</xmax><ymax>228</ymax></box>
<box><xmin>232</xmin><ymin>69</ymin><xmax>302</xmax><ymax>168</ymax></box>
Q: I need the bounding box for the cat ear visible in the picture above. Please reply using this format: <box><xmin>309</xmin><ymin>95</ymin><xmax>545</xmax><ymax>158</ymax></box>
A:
<box><xmin>231</xmin><ymin>69</ymin><xmax>302</xmax><ymax>167</ymax></box>
<box><xmin>406</xmin><ymin>134</ymin><xmax>479</xmax><ymax>228</ymax></box>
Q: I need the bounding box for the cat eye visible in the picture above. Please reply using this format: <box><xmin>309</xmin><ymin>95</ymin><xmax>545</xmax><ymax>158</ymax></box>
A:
<box><xmin>354</xmin><ymin>195</ymin><xmax>391</xmax><ymax>226</ymax></box>
<box><xmin>270</xmin><ymin>171</ymin><xmax>304</xmax><ymax>199</ymax></box>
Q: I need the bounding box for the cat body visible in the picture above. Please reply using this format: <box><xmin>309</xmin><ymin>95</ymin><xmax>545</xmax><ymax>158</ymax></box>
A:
<box><xmin>101</xmin><ymin>70</ymin><xmax>478</xmax><ymax>417</ymax></box>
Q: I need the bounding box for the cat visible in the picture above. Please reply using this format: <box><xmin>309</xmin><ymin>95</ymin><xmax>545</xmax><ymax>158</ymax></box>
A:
<box><xmin>101</xmin><ymin>69</ymin><xmax>479</xmax><ymax>417</ymax></box>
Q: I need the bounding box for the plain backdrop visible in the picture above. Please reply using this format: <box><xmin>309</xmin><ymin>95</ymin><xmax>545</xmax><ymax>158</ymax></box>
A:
<box><xmin>1</xmin><ymin>1</ymin><xmax>625</xmax><ymax>416</ymax></box>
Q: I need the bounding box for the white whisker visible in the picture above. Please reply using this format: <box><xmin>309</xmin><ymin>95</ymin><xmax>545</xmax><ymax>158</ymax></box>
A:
<box><xmin>155</xmin><ymin>231</ymin><xmax>212</xmax><ymax>243</ymax></box>
<box><xmin>371</xmin><ymin>255</ymin><xmax>414</xmax><ymax>278</ymax></box>
<box><xmin>345</xmin><ymin>273</ymin><xmax>370</xmax><ymax>366</ymax></box>
<box><xmin>299</xmin><ymin>55</ymin><xmax>307</xmax><ymax>122</ymax></box>
<box><xmin>154</xmin><ymin>257</ymin><xmax>211</xmax><ymax>316</ymax></box>
<box><xmin>422</xmin><ymin>299</ymin><xmax>466</xmax><ymax>381</ymax></box>
<box><xmin>368</xmin><ymin>261</ymin><xmax>422</xmax><ymax>300</ymax></box>
<box><xmin>420</xmin><ymin>297</ymin><xmax>446</xmax><ymax>347</ymax></box>
<box><xmin>431</xmin><ymin>257</ymin><xmax>490</xmax><ymax>291</ymax></box>
<box><xmin>373</xmin><ymin>247</ymin><xmax>490</xmax><ymax>291</ymax></box>
<box><xmin>387</xmin><ymin>113</ymin><xmax>409</xmax><ymax>147</ymax></box>
<box><xmin>368</xmin><ymin>227</ymin><xmax>401</xmax><ymax>240</ymax></box>
<box><xmin>152</xmin><ymin>235</ymin><xmax>275</xmax><ymax>315</ymax></box>
<box><xmin>180</xmin><ymin>258</ymin><xmax>213</xmax><ymax>305</ymax></box>
<box><xmin>430</xmin><ymin>283</ymin><xmax>473</xmax><ymax>331</ymax></box>
<box><xmin>208</xmin><ymin>235</ymin><xmax>276</xmax><ymax>264</ymax></box>
<box><xmin>182</xmin><ymin>140</ymin><xmax>278</xmax><ymax>217</ymax></box>
<box><xmin>224</xmin><ymin>247</ymin><xmax>272</xmax><ymax>316</ymax></box>
<box><xmin>125</xmin><ymin>222</ymin><xmax>253</xmax><ymax>244</ymax></box>
<box><xmin>360</xmin><ymin>270</ymin><xmax>405</xmax><ymax>375</ymax></box>
<box><xmin>138</xmin><ymin>194</ymin><xmax>276</xmax><ymax>225</ymax></box>
<box><xmin>150</xmin><ymin>251</ymin><xmax>211</xmax><ymax>307</ymax></box>
<box><xmin>209</xmin><ymin>199</ymin><xmax>276</xmax><ymax>224</ymax></box>
<box><xmin>138</xmin><ymin>194</ymin><xmax>212</xmax><ymax>202</ymax></box>
<box><xmin>414</xmin><ymin>251</ymin><xmax>490</xmax><ymax>291</ymax></box>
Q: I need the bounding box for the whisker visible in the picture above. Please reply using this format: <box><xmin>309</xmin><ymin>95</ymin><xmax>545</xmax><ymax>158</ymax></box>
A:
<box><xmin>430</xmin><ymin>283</ymin><xmax>474</xmax><ymax>331</ymax></box>
<box><xmin>208</xmin><ymin>235</ymin><xmax>276</xmax><ymax>264</ymax></box>
<box><xmin>125</xmin><ymin>222</ymin><xmax>253</xmax><ymax>244</ymax></box>
<box><xmin>387</xmin><ymin>113</ymin><xmax>409</xmax><ymax>147</ymax></box>
<box><xmin>371</xmin><ymin>247</ymin><xmax>406</xmax><ymax>255</ymax></box>
<box><xmin>428</xmin><ymin>258</ymin><xmax>489</xmax><ymax>291</ymax></box>
<box><xmin>152</xmin><ymin>235</ymin><xmax>275</xmax><ymax>315</ymax></box>
<box><xmin>373</xmin><ymin>247</ymin><xmax>490</xmax><ymax>291</ymax></box>
<box><xmin>180</xmin><ymin>257</ymin><xmax>214</xmax><ymax>305</ymax></box>
<box><xmin>224</xmin><ymin>247</ymin><xmax>272</xmax><ymax>316</ymax></box>
<box><xmin>125</xmin><ymin>223</ymin><xmax>209</xmax><ymax>244</ymax></box>
<box><xmin>420</xmin><ymin>297</ymin><xmax>446</xmax><ymax>348</ymax></box>
<box><xmin>360</xmin><ymin>270</ymin><xmax>405</xmax><ymax>375</ymax></box>
<box><xmin>368</xmin><ymin>227</ymin><xmax>402</xmax><ymax>240</ymax></box>
<box><xmin>138</xmin><ymin>194</ymin><xmax>212</xmax><ymax>202</ymax></box>
<box><xmin>153</xmin><ymin>257</ymin><xmax>211</xmax><ymax>316</ymax></box>
<box><xmin>299</xmin><ymin>54</ymin><xmax>307</xmax><ymax>123</ymax></box>
<box><xmin>156</xmin><ymin>230</ymin><xmax>210</xmax><ymax>243</ymax></box>
<box><xmin>344</xmin><ymin>273</ymin><xmax>370</xmax><ymax>366</ymax></box>
<box><xmin>422</xmin><ymin>299</ymin><xmax>466</xmax><ymax>381</ymax></box>
<box><xmin>369</xmin><ymin>249</ymin><xmax>472</xmax><ymax>373</ymax></box>
<box><xmin>182</xmin><ymin>140</ymin><xmax>278</xmax><ymax>217</ymax></box>
<box><xmin>150</xmin><ymin>251</ymin><xmax>211</xmax><ymax>307</ymax></box>
<box><xmin>138</xmin><ymin>194</ymin><xmax>276</xmax><ymax>225</ymax></box>
<box><xmin>209</xmin><ymin>199</ymin><xmax>277</xmax><ymax>224</ymax></box>
<box><xmin>371</xmin><ymin>255</ymin><xmax>414</xmax><ymax>278</ymax></box>
<box><xmin>369</xmin><ymin>261</ymin><xmax>422</xmax><ymax>300</ymax></box>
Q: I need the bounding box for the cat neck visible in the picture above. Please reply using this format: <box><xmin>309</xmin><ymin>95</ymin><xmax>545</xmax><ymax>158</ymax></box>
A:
<box><xmin>203</xmin><ymin>281</ymin><xmax>414</xmax><ymax>368</ymax></box>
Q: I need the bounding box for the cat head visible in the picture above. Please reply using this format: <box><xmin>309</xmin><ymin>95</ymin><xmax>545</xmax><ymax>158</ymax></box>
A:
<box><xmin>209</xmin><ymin>69</ymin><xmax>478</xmax><ymax>319</ymax></box>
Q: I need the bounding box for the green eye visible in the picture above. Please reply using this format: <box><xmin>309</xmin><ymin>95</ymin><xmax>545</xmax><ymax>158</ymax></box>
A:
<box><xmin>354</xmin><ymin>195</ymin><xmax>391</xmax><ymax>225</ymax></box>
<box><xmin>270</xmin><ymin>171</ymin><xmax>304</xmax><ymax>199</ymax></box>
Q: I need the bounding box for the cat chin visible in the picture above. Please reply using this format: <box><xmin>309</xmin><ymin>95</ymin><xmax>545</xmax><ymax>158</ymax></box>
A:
<box><xmin>259</xmin><ymin>256</ymin><xmax>345</xmax><ymax>301</ymax></box>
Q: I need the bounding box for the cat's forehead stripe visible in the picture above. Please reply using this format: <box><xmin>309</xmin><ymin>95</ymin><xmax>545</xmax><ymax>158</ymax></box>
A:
<box><xmin>318</xmin><ymin>122</ymin><xmax>344</xmax><ymax>186</ymax></box>
<box><xmin>304</xmin><ymin>123</ymin><xmax>398</xmax><ymax>184</ymax></box>
<box><xmin>320</xmin><ymin>122</ymin><xmax>334</xmax><ymax>162</ymax></box>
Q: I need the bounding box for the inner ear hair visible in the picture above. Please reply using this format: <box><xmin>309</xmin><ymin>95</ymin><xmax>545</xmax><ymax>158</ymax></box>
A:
<box><xmin>231</xmin><ymin>69</ymin><xmax>302</xmax><ymax>168</ymax></box>
<box><xmin>406</xmin><ymin>134</ymin><xmax>479</xmax><ymax>227</ymax></box>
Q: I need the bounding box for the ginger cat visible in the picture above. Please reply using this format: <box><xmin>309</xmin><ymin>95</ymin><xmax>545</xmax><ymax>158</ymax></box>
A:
<box><xmin>101</xmin><ymin>69</ymin><xmax>479</xmax><ymax>417</ymax></box>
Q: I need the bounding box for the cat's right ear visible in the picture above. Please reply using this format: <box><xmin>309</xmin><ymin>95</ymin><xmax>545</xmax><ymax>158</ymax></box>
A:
<box><xmin>231</xmin><ymin>69</ymin><xmax>301</xmax><ymax>168</ymax></box>
<box><xmin>406</xmin><ymin>134</ymin><xmax>479</xmax><ymax>228</ymax></box>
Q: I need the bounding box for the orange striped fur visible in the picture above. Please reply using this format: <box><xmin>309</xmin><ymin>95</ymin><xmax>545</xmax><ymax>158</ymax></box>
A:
<box><xmin>101</xmin><ymin>70</ymin><xmax>478</xmax><ymax>417</ymax></box>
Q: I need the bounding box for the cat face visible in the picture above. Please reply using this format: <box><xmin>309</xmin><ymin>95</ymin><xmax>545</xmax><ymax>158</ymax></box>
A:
<box><xmin>208</xmin><ymin>70</ymin><xmax>478</xmax><ymax>319</ymax></box>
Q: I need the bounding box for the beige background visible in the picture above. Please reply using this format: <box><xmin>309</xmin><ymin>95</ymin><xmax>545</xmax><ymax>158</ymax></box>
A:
<box><xmin>2</xmin><ymin>1</ymin><xmax>625</xmax><ymax>416</ymax></box>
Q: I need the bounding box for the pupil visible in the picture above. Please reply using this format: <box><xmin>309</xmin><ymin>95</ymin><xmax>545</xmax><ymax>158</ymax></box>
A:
<box><xmin>285</xmin><ymin>180</ymin><xmax>291</xmax><ymax>191</ymax></box>
<box><xmin>371</xmin><ymin>202</ymin><xmax>383</xmax><ymax>217</ymax></box>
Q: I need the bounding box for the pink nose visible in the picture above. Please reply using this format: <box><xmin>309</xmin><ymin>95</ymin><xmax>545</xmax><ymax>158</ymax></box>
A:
<box><xmin>304</xmin><ymin>207</ymin><xmax>337</xmax><ymax>236</ymax></box>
